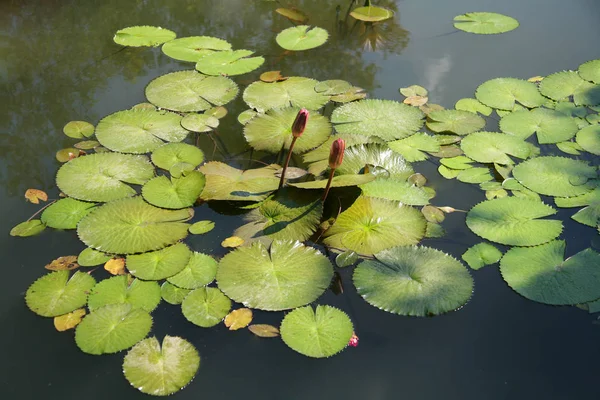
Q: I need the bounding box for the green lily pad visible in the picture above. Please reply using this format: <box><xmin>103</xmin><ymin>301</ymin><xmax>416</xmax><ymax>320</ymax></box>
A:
<box><xmin>350</xmin><ymin>6</ymin><xmax>394</xmax><ymax>22</ymax></box>
<box><xmin>56</xmin><ymin>153</ymin><xmax>154</xmax><ymax>203</ymax></box>
<box><xmin>323</xmin><ymin>196</ymin><xmax>427</xmax><ymax>255</ymax></box>
<box><xmin>40</xmin><ymin>198</ymin><xmax>96</xmax><ymax>230</ymax></box>
<box><xmin>160</xmin><ymin>282</ymin><xmax>191</xmax><ymax>305</ymax></box>
<box><xmin>199</xmin><ymin>162</ymin><xmax>280</xmax><ymax>201</ymax></box>
<box><xmin>460</xmin><ymin>131</ymin><xmax>530</xmax><ymax>164</ymax></box>
<box><xmin>195</xmin><ymin>49</ymin><xmax>264</xmax><ymax>76</ymax></box>
<box><xmin>25</xmin><ymin>270</ymin><xmax>96</xmax><ymax>317</ymax></box>
<box><xmin>146</xmin><ymin>70</ymin><xmax>238</xmax><ymax>112</ymax></box>
<box><xmin>499</xmin><ymin>108</ymin><xmax>578</xmax><ymax>144</ymax></box>
<box><xmin>280</xmin><ymin>305</ymin><xmax>353</xmax><ymax>358</ymax></box>
<box><xmin>142</xmin><ymin>171</ymin><xmax>205</xmax><ymax>209</ymax></box>
<box><xmin>167</xmin><ymin>252</ymin><xmax>217</xmax><ymax>289</ymax></box>
<box><xmin>466</xmin><ymin>197</ymin><xmax>563</xmax><ymax>246</ymax></box>
<box><xmin>243</xmin><ymin>107</ymin><xmax>331</xmax><ymax>154</ymax></box>
<box><xmin>181</xmin><ymin>287</ymin><xmax>231</xmax><ymax>328</ymax></box>
<box><xmin>555</xmin><ymin>187</ymin><xmax>600</xmax><ymax>208</ymax></box>
<box><xmin>289</xmin><ymin>174</ymin><xmax>375</xmax><ymax>189</ymax></box>
<box><xmin>276</xmin><ymin>25</ymin><xmax>329</xmax><ymax>51</ymax></box>
<box><xmin>243</xmin><ymin>77</ymin><xmax>329</xmax><ymax>112</ymax></box>
<box><xmin>127</xmin><ymin>243</ymin><xmax>192</xmax><ymax>281</ymax></box>
<box><xmin>453</xmin><ymin>12</ymin><xmax>519</xmax><ymax>34</ymax></box>
<box><xmin>336</xmin><ymin>144</ymin><xmax>414</xmax><ymax>179</ymax></box>
<box><xmin>572</xmin><ymin>204</ymin><xmax>600</xmax><ymax>227</ymax></box>
<box><xmin>462</xmin><ymin>242</ymin><xmax>503</xmax><ymax>270</ymax></box>
<box><xmin>353</xmin><ymin>245</ymin><xmax>473</xmax><ymax>316</ymax></box>
<box><xmin>556</xmin><ymin>141</ymin><xmax>583</xmax><ymax>155</ymax></box>
<box><xmin>512</xmin><ymin>156</ymin><xmax>597</xmax><ymax>197</ymax></box>
<box><xmin>87</xmin><ymin>275</ymin><xmax>161</xmax><ymax>312</ymax></box>
<box><xmin>578</xmin><ymin>59</ymin><xmax>600</xmax><ymax>84</ymax></box>
<box><xmin>151</xmin><ymin>143</ymin><xmax>204</xmax><ymax>171</ymax></box>
<box><xmin>63</xmin><ymin>121</ymin><xmax>95</xmax><ymax>139</ymax></box>
<box><xmin>500</xmin><ymin>240</ymin><xmax>600</xmax><ymax>305</ymax></box>
<box><xmin>576</xmin><ymin>125</ymin><xmax>600</xmax><ymax>155</ymax></box>
<box><xmin>238</xmin><ymin>109</ymin><xmax>258</xmax><ymax>125</ymax></box>
<box><xmin>331</xmin><ymin>99</ymin><xmax>425</xmax><ymax>141</ymax></box>
<box><xmin>388</xmin><ymin>133</ymin><xmax>440</xmax><ymax>162</ymax></box>
<box><xmin>426</xmin><ymin>110</ymin><xmax>486</xmax><ymax>135</ymax></box>
<box><xmin>189</xmin><ymin>220</ymin><xmax>215</xmax><ymax>235</ymax></box>
<box><xmin>336</xmin><ymin>251</ymin><xmax>359</xmax><ymax>268</ymax></box>
<box><xmin>457</xmin><ymin>167</ymin><xmax>493</xmax><ymax>184</ymax></box>
<box><xmin>314</xmin><ymin>80</ymin><xmax>352</xmax><ymax>95</ymax></box>
<box><xmin>162</xmin><ymin>36</ymin><xmax>231</xmax><ymax>62</ymax></box>
<box><xmin>359</xmin><ymin>177</ymin><xmax>434</xmax><ymax>205</ymax></box>
<box><xmin>440</xmin><ymin>156</ymin><xmax>474</xmax><ymax>170</ymax></box>
<box><xmin>475</xmin><ymin>78</ymin><xmax>546</xmax><ymax>110</ymax></box>
<box><xmin>78</xmin><ymin>247</ymin><xmax>111</xmax><ymax>267</ymax></box>
<box><xmin>75</xmin><ymin>303</ymin><xmax>152</xmax><ymax>355</ymax></box>
<box><xmin>539</xmin><ymin>70</ymin><xmax>600</xmax><ymax>106</ymax></box>
<box><xmin>77</xmin><ymin>197</ymin><xmax>191</xmax><ymax>254</ymax></box>
<box><xmin>114</xmin><ymin>26</ymin><xmax>176</xmax><ymax>47</ymax></box>
<box><xmin>74</xmin><ymin>140</ymin><xmax>100</xmax><ymax>150</ymax></box>
<box><xmin>330</xmin><ymin>86</ymin><xmax>367</xmax><ymax>103</ymax></box>
<box><xmin>454</xmin><ymin>98</ymin><xmax>493</xmax><ymax>116</ymax></box>
<box><xmin>123</xmin><ymin>336</ymin><xmax>200</xmax><ymax>396</ymax></box>
<box><xmin>216</xmin><ymin>240</ymin><xmax>333</xmax><ymax>311</ymax></box>
<box><xmin>181</xmin><ymin>114</ymin><xmax>219</xmax><ymax>133</ymax></box>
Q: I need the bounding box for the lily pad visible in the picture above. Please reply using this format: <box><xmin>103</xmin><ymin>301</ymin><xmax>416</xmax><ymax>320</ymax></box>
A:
<box><xmin>280</xmin><ymin>305</ymin><xmax>353</xmax><ymax>358</ymax></box>
<box><xmin>25</xmin><ymin>271</ymin><xmax>96</xmax><ymax>317</ymax></box>
<box><xmin>243</xmin><ymin>107</ymin><xmax>331</xmax><ymax>154</ymax></box>
<box><xmin>63</xmin><ymin>121</ymin><xmax>94</xmax><ymax>139</ymax></box>
<box><xmin>336</xmin><ymin>144</ymin><xmax>414</xmax><ymax>179</ymax></box>
<box><xmin>336</xmin><ymin>251</ymin><xmax>359</xmax><ymax>268</ymax></box>
<box><xmin>576</xmin><ymin>125</ymin><xmax>600</xmax><ymax>155</ymax></box>
<box><xmin>426</xmin><ymin>110</ymin><xmax>486</xmax><ymax>135</ymax></box>
<box><xmin>151</xmin><ymin>143</ymin><xmax>204</xmax><ymax>171</ymax></box>
<box><xmin>499</xmin><ymin>108</ymin><xmax>578</xmax><ymax>144</ymax></box>
<box><xmin>314</xmin><ymin>80</ymin><xmax>352</xmax><ymax>95</ymax></box>
<box><xmin>276</xmin><ymin>25</ymin><xmax>329</xmax><ymax>51</ymax></box>
<box><xmin>78</xmin><ymin>247</ymin><xmax>111</xmax><ymax>267</ymax></box>
<box><xmin>453</xmin><ymin>12</ymin><xmax>519</xmax><ymax>34</ymax></box>
<box><xmin>475</xmin><ymin>78</ymin><xmax>546</xmax><ymax>110</ymax></box>
<box><xmin>243</xmin><ymin>77</ymin><xmax>329</xmax><ymax>112</ymax></box>
<box><xmin>500</xmin><ymin>241</ymin><xmax>600</xmax><ymax>305</ymax></box>
<box><xmin>114</xmin><ymin>26</ymin><xmax>176</xmax><ymax>47</ymax></box>
<box><xmin>77</xmin><ymin>196</ymin><xmax>191</xmax><ymax>254</ymax></box>
<box><xmin>181</xmin><ymin>287</ymin><xmax>231</xmax><ymax>328</ymax></box>
<box><xmin>56</xmin><ymin>153</ymin><xmax>154</xmax><ymax>203</ymax></box>
<box><xmin>539</xmin><ymin>70</ymin><xmax>600</xmax><ymax>106</ymax></box>
<box><xmin>75</xmin><ymin>303</ymin><xmax>152</xmax><ymax>355</ymax></box>
<box><xmin>388</xmin><ymin>133</ymin><xmax>440</xmax><ymax>162</ymax></box>
<box><xmin>323</xmin><ymin>196</ymin><xmax>427</xmax><ymax>255</ymax></box>
<box><xmin>199</xmin><ymin>162</ymin><xmax>280</xmax><ymax>201</ymax></box>
<box><xmin>87</xmin><ymin>275</ymin><xmax>161</xmax><ymax>312</ymax></box>
<box><xmin>127</xmin><ymin>243</ymin><xmax>191</xmax><ymax>281</ymax></box>
<box><xmin>359</xmin><ymin>177</ymin><xmax>434</xmax><ymax>205</ymax></box>
<box><xmin>350</xmin><ymin>6</ymin><xmax>394</xmax><ymax>22</ymax></box>
<box><xmin>167</xmin><ymin>252</ymin><xmax>217</xmax><ymax>289</ymax></box>
<box><xmin>466</xmin><ymin>197</ymin><xmax>563</xmax><ymax>246</ymax></box>
<box><xmin>162</xmin><ymin>36</ymin><xmax>231</xmax><ymax>62</ymax></box>
<box><xmin>189</xmin><ymin>220</ymin><xmax>215</xmax><ymax>235</ymax></box>
<box><xmin>145</xmin><ymin>70</ymin><xmax>238</xmax><ymax>112</ymax></box>
<box><xmin>578</xmin><ymin>59</ymin><xmax>600</xmax><ymax>84</ymax></box>
<box><xmin>454</xmin><ymin>98</ymin><xmax>493</xmax><ymax>116</ymax></box>
<box><xmin>160</xmin><ymin>282</ymin><xmax>191</xmax><ymax>305</ymax></box>
<box><xmin>462</xmin><ymin>242</ymin><xmax>503</xmax><ymax>270</ymax></box>
<box><xmin>196</xmin><ymin>49</ymin><xmax>265</xmax><ymax>76</ymax></box>
<box><xmin>353</xmin><ymin>246</ymin><xmax>473</xmax><ymax>316</ymax></box>
<box><xmin>512</xmin><ymin>156</ymin><xmax>597</xmax><ymax>197</ymax></box>
<box><xmin>40</xmin><ymin>198</ymin><xmax>96</xmax><ymax>230</ymax></box>
<box><xmin>331</xmin><ymin>99</ymin><xmax>425</xmax><ymax>141</ymax></box>
<box><xmin>460</xmin><ymin>131</ymin><xmax>530</xmax><ymax>164</ymax></box>
<box><xmin>216</xmin><ymin>240</ymin><xmax>333</xmax><ymax>311</ymax></box>
<box><xmin>123</xmin><ymin>336</ymin><xmax>200</xmax><ymax>396</ymax></box>
<box><xmin>180</xmin><ymin>114</ymin><xmax>219</xmax><ymax>133</ymax></box>
<box><xmin>142</xmin><ymin>171</ymin><xmax>205</xmax><ymax>209</ymax></box>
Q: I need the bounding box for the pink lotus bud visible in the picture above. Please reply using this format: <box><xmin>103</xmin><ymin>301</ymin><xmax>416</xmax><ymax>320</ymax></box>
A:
<box><xmin>348</xmin><ymin>332</ymin><xmax>359</xmax><ymax>347</ymax></box>
<box><xmin>328</xmin><ymin>138</ymin><xmax>346</xmax><ymax>169</ymax></box>
<box><xmin>292</xmin><ymin>108</ymin><xmax>309</xmax><ymax>138</ymax></box>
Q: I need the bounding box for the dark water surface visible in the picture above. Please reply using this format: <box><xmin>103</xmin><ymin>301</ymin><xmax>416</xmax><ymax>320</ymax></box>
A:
<box><xmin>2</xmin><ymin>1</ymin><xmax>600</xmax><ymax>399</ymax></box>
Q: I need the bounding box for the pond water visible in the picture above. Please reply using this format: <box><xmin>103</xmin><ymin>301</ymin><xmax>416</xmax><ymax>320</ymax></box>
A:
<box><xmin>2</xmin><ymin>0</ymin><xmax>599</xmax><ymax>399</ymax></box>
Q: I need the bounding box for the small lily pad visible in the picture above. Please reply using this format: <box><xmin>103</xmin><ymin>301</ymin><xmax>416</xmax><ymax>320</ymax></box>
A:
<box><xmin>350</xmin><ymin>6</ymin><xmax>394</xmax><ymax>22</ymax></box>
<box><xmin>167</xmin><ymin>252</ymin><xmax>217</xmax><ymax>289</ymax></box>
<box><xmin>189</xmin><ymin>220</ymin><xmax>215</xmax><ymax>235</ymax></box>
<box><xmin>10</xmin><ymin>219</ymin><xmax>46</xmax><ymax>237</ymax></box>
<box><xmin>181</xmin><ymin>287</ymin><xmax>231</xmax><ymax>328</ymax></box>
<box><xmin>196</xmin><ymin>49</ymin><xmax>265</xmax><ymax>76</ymax></box>
<box><xmin>199</xmin><ymin>162</ymin><xmax>280</xmax><ymax>201</ymax></box>
<box><xmin>462</xmin><ymin>243</ymin><xmax>502</xmax><ymax>270</ymax></box>
<box><xmin>388</xmin><ymin>133</ymin><xmax>440</xmax><ymax>162</ymax></box>
<box><xmin>142</xmin><ymin>171</ymin><xmax>205</xmax><ymax>209</ymax></box>
<box><xmin>336</xmin><ymin>251</ymin><xmax>359</xmax><ymax>268</ymax></box>
<box><xmin>475</xmin><ymin>78</ymin><xmax>546</xmax><ymax>110</ymax></box>
<box><xmin>243</xmin><ymin>77</ymin><xmax>329</xmax><ymax>112</ymax></box>
<box><xmin>576</xmin><ymin>125</ymin><xmax>600</xmax><ymax>155</ymax></box>
<box><xmin>461</xmin><ymin>131</ymin><xmax>530</xmax><ymax>164</ymax></box>
<box><xmin>539</xmin><ymin>70</ymin><xmax>600</xmax><ymax>106</ymax></box>
<box><xmin>426</xmin><ymin>110</ymin><xmax>486</xmax><ymax>135</ymax></box>
<box><xmin>162</xmin><ymin>36</ymin><xmax>231</xmax><ymax>62</ymax></box>
<box><xmin>160</xmin><ymin>282</ymin><xmax>191</xmax><ymax>305</ymax></box>
<box><xmin>453</xmin><ymin>12</ymin><xmax>519</xmax><ymax>34</ymax></box>
<box><xmin>63</xmin><ymin>121</ymin><xmax>95</xmax><ymax>139</ymax></box>
<box><xmin>87</xmin><ymin>275</ymin><xmax>161</xmax><ymax>312</ymax></box>
<box><xmin>114</xmin><ymin>26</ymin><xmax>176</xmax><ymax>47</ymax></box>
<box><xmin>151</xmin><ymin>142</ymin><xmax>204</xmax><ymax>171</ymax></box>
<box><xmin>40</xmin><ymin>198</ymin><xmax>96</xmax><ymax>230</ymax></box>
<box><xmin>127</xmin><ymin>243</ymin><xmax>191</xmax><ymax>281</ymax></box>
<box><xmin>578</xmin><ymin>59</ymin><xmax>600</xmax><ymax>84</ymax></box>
<box><xmin>454</xmin><ymin>98</ymin><xmax>492</xmax><ymax>116</ymax></box>
<box><xmin>499</xmin><ymin>108</ymin><xmax>578</xmax><ymax>144</ymax></box>
<box><xmin>181</xmin><ymin>114</ymin><xmax>219</xmax><ymax>133</ymax></box>
<box><xmin>78</xmin><ymin>247</ymin><xmax>111</xmax><ymax>267</ymax></box>
<box><xmin>276</xmin><ymin>25</ymin><xmax>329</xmax><ymax>51</ymax></box>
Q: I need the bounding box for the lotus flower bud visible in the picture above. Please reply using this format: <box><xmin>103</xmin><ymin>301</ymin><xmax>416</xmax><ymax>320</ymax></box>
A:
<box><xmin>348</xmin><ymin>332</ymin><xmax>359</xmax><ymax>347</ymax></box>
<box><xmin>292</xmin><ymin>108</ymin><xmax>309</xmax><ymax>138</ymax></box>
<box><xmin>328</xmin><ymin>138</ymin><xmax>346</xmax><ymax>169</ymax></box>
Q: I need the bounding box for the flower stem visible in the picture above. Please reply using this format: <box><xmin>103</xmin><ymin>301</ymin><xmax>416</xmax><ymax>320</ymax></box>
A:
<box><xmin>278</xmin><ymin>136</ymin><xmax>298</xmax><ymax>189</ymax></box>
<box><xmin>322</xmin><ymin>168</ymin><xmax>336</xmax><ymax>202</ymax></box>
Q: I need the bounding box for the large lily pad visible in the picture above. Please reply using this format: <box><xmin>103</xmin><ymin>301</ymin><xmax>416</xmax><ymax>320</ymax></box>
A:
<box><xmin>40</xmin><ymin>198</ymin><xmax>96</xmax><ymax>230</ymax></box>
<box><xmin>466</xmin><ymin>197</ymin><xmax>562</xmax><ymax>246</ymax></box>
<box><xmin>87</xmin><ymin>275</ymin><xmax>161</xmax><ymax>312</ymax></box>
<box><xmin>475</xmin><ymin>78</ymin><xmax>546</xmax><ymax>110</ymax></box>
<box><xmin>243</xmin><ymin>77</ymin><xmax>329</xmax><ymax>112</ymax></box>
<box><xmin>460</xmin><ymin>131</ymin><xmax>530</xmax><ymax>164</ymax></box>
<box><xmin>56</xmin><ymin>153</ymin><xmax>154</xmax><ymax>203</ymax></box>
<box><xmin>181</xmin><ymin>287</ymin><xmax>231</xmax><ymax>328</ymax></box>
<box><xmin>453</xmin><ymin>12</ymin><xmax>519</xmax><ymax>34</ymax></box>
<box><xmin>162</xmin><ymin>36</ymin><xmax>231</xmax><ymax>62</ymax></box>
<box><xmin>77</xmin><ymin>197</ymin><xmax>191</xmax><ymax>254</ymax></box>
<box><xmin>151</xmin><ymin>143</ymin><xmax>204</xmax><ymax>171</ymax></box>
<box><xmin>142</xmin><ymin>171</ymin><xmax>205</xmax><ymax>209</ymax></box>
<box><xmin>195</xmin><ymin>50</ymin><xmax>264</xmax><ymax>76</ymax></box>
<box><xmin>199</xmin><ymin>162</ymin><xmax>280</xmax><ymax>201</ymax></box>
<box><xmin>500</xmin><ymin>241</ymin><xmax>600</xmax><ymax>305</ymax></box>
<box><xmin>576</xmin><ymin>125</ymin><xmax>600</xmax><ymax>155</ymax></box>
<box><xmin>499</xmin><ymin>108</ymin><xmax>578</xmax><ymax>144</ymax></box>
<box><xmin>145</xmin><ymin>70</ymin><xmax>238</xmax><ymax>112</ymax></box>
<box><xmin>426</xmin><ymin>110</ymin><xmax>486</xmax><ymax>135</ymax></box>
<box><xmin>167</xmin><ymin>252</ymin><xmax>217</xmax><ymax>289</ymax></box>
<box><xmin>243</xmin><ymin>107</ymin><xmax>331</xmax><ymax>154</ymax></box>
<box><xmin>331</xmin><ymin>99</ymin><xmax>425</xmax><ymax>141</ymax></box>
<box><xmin>127</xmin><ymin>243</ymin><xmax>192</xmax><ymax>281</ymax></box>
<box><xmin>539</xmin><ymin>70</ymin><xmax>600</xmax><ymax>106</ymax></box>
<box><xmin>114</xmin><ymin>26</ymin><xmax>176</xmax><ymax>47</ymax></box>
<box><xmin>216</xmin><ymin>240</ymin><xmax>333</xmax><ymax>311</ymax></box>
<box><xmin>280</xmin><ymin>305</ymin><xmax>353</xmax><ymax>358</ymax></box>
<box><xmin>353</xmin><ymin>246</ymin><xmax>473</xmax><ymax>316</ymax></box>
<box><xmin>25</xmin><ymin>271</ymin><xmax>96</xmax><ymax>317</ymax></box>
<box><xmin>323</xmin><ymin>196</ymin><xmax>427</xmax><ymax>255</ymax></box>
<box><xmin>512</xmin><ymin>156</ymin><xmax>597</xmax><ymax>197</ymax></box>
<box><xmin>276</xmin><ymin>25</ymin><xmax>329</xmax><ymax>51</ymax></box>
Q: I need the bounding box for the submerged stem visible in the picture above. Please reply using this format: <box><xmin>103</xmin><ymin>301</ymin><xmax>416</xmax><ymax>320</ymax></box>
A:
<box><xmin>322</xmin><ymin>168</ymin><xmax>336</xmax><ymax>202</ymax></box>
<box><xmin>278</xmin><ymin>136</ymin><xmax>298</xmax><ymax>189</ymax></box>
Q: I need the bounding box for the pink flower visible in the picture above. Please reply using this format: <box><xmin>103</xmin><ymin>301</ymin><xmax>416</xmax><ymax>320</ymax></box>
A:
<box><xmin>292</xmin><ymin>108</ymin><xmax>309</xmax><ymax>138</ymax></box>
<box><xmin>348</xmin><ymin>332</ymin><xmax>359</xmax><ymax>347</ymax></box>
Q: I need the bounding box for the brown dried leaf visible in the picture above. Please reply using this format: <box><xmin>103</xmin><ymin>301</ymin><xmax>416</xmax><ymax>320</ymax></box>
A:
<box><xmin>45</xmin><ymin>255</ymin><xmax>79</xmax><ymax>271</ymax></box>
<box><xmin>404</xmin><ymin>95</ymin><xmax>428</xmax><ymax>107</ymax></box>
<box><xmin>104</xmin><ymin>258</ymin><xmax>126</xmax><ymax>275</ymax></box>
<box><xmin>224</xmin><ymin>308</ymin><xmax>253</xmax><ymax>330</ymax></box>
<box><xmin>24</xmin><ymin>189</ymin><xmax>48</xmax><ymax>204</ymax></box>
<box><xmin>221</xmin><ymin>236</ymin><xmax>244</xmax><ymax>248</ymax></box>
<box><xmin>54</xmin><ymin>308</ymin><xmax>86</xmax><ymax>331</ymax></box>
<box><xmin>260</xmin><ymin>70</ymin><xmax>287</xmax><ymax>83</ymax></box>
<box><xmin>248</xmin><ymin>324</ymin><xmax>280</xmax><ymax>338</ymax></box>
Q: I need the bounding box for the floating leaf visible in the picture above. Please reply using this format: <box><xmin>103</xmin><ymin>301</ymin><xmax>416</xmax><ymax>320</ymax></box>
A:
<box><xmin>189</xmin><ymin>220</ymin><xmax>215</xmax><ymax>235</ymax></box>
<box><xmin>421</xmin><ymin>205</ymin><xmax>445</xmax><ymax>223</ymax></box>
<box><xmin>578</xmin><ymin>59</ymin><xmax>600</xmax><ymax>84</ymax></box>
<box><xmin>572</xmin><ymin>204</ymin><xmax>600</xmax><ymax>227</ymax></box>
<box><xmin>336</xmin><ymin>144</ymin><xmax>414</xmax><ymax>179</ymax></box>
<box><xmin>78</xmin><ymin>247</ymin><xmax>111</xmax><ymax>267</ymax></box>
<box><xmin>556</xmin><ymin>141</ymin><xmax>583</xmax><ymax>155</ymax></box>
<box><xmin>330</xmin><ymin>86</ymin><xmax>367</xmax><ymax>103</ymax></box>
<box><xmin>466</xmin><ymin>197</ymin><xmax>562</xmax><ymax>246</ymax></box>
<box><xmin>280</xmin><ymin>305</ymin><xmax>352</xmax><ymax>358</ymax></box>
<box><xmin>199</xmin><ymin>162</ymin><xmax>280</xmax><ymax>201</ymax></box>
<box><xmin>104</xmin><ymin>258</ymin><xmax>126</xmax><ymax>275</ymax></box>
<box><xmin>56</xmin><ymin>153</ymin><xmax>154</xmax><ymax>202</ymax></box>
<box><xmin>221</xmin><ymin>236</ymin><xmax>245</xmax><ymax>248</ymax></box>
<box><xmin>78</xmin><ymin>197</ymin><xmax>191</xmax><ymax>254</ymax></box>
<box><xmin>160</xmin><ymin>282</ymin><xmax>191</xmax><ymax>305</ymax></box>
<box><xmin>350</xmin><ymin>6</ymin><xmax>394</xmax><ymax>22</ymax></box>
<box><xmin>114</xmin><ymin>25</ymin><xmax>176</xmax><ymax>47</ymax></box>
<box><xmin>275</xmin><ymin>8</ymin><xmax>308</xmax><ymax>23</ymax></box>
<box><xmin>400</xmin><ymin>85</ymin><xmax>427</xmax><ymax>97</ymax></box>
<box><xmin>88</xmin><ymin>275</ymin><xmax>161</xmax><ymax>312</ymax></box>
<box><xmin>500</xmin><ymin>241</ymin><xmax>600</xmax><ymax>305</ymax></box>
<box><xmin>576</xmin><ymin>125</ymin><xmax>600</xmax><ymax>155</ymax></box>
<box><xmin>40</xmin><ymin>198</ymin><xmax>96</xmax><ymax>229</ymax></box>
<box><xmin>162</xmin><ymin>36</ymin><xmax>231</xmax><ymax>62</ymax></box>
<box><xmin>238</xmin><ymin>109</ymin><xmax>258</xmax><ymax>125</ymax></box>
<box><xmin>243</xmin><ymin>77</ymin><xmax>329</xmax><ymax>113</ymax></box>
<box><xmin>167</xmin><ymin>252</ymin><xmax>217</xmax><ymax>289</ymax></box>
<box><xmin>425</xmin><ymin>222</ymin><xmax>445</xmax><ymax>238</ymax></box>
<box><xmin>146</xmin><ymin>70</ymin><xmax>238</xmax><ymax>112</ymax></box>
<box><xmin>63</xmin><ymin>121</ymin><xmax>95</xmax><ymax>139</ymax></box>
<box><xmin>25</xmin><ymin>189</ymin><xmax>48</xmax><ymax>204</ymax></box>
<box><xmin>75</xmin><ymin>303</ymin><xmax>152</xmax><ymax>355</ymax></box>
<box><xmin>123</xmin><ymin>336</ymin><xmax>199</xmax><ymax>397</ymax></box>
<box><xmin>45</xmin><ymin>256</ymin><xmax>78</xmax><ymax>271</ymax></box>
<box><xmin>323</xmin><ymin>196</ymin><xmax>426</xmax><ymax>255</ymax></box>
<box><xmin>331</xmin><ymin>99</ymin><xmax>425</xmax><ymax>141</ymax></box>
<box><xmin>403</xmin><ymin>95</ymin><xmax>428</xmax><ymax>107</ymax></box>
<box><xmin>196</xmin><ymin>49</ymin><xmax>265</xmax><ymax>76</ymax></box>
<box><xmin>206</xmin><ymin>106</ymin><xmax>227</xmax><ymax>119</ymax></box>
<box><xmin>539</xmin><ymin>70</ymin><xmax>600</xmax><ymax>106</ymax></box>
<box><xmin>181</xmin><ymin>114</ymin><xmax>219</xmax><ymax>133</ymax></box>
<box><xmin>260</xmin><ymin>70</ymin><xmax>286</xmax><ymax>83</ymax></box>
<box><xmin>276</xmin><ymin>25</ymin><xmax>329</xmax><ymax>51</ymax></box>
<box><xmin>248</xmin><ymin>324</ymin><xmax>279</xmax><ymax>338</ymax></box>
<box><xmin>336</xmin><ymin>251</ymin><xmax>359</xmax><ymax>268</ymax></box>
<box><xmin>460</xmin><ymin>131</ymin><xmax>530</xmax><ymax>164</ymax></box>
<box><xmin>127</xmin><ymin>243</ymin><xmax>191</xmax><ymax>280</ymax></box>
<box><xmin>75</xmin><ymin>140</ymin><xmax>100</xmax><ymax>150</ymax></box>
<box><xmin>388</xmin><ymin>133</ymin><xmax>440</xmax><ymax>162</ymax></box>
<box><xmin>359</xmin><ymin>177</ymin><xmax>434</xmax><ymax>205</ymax></box>
<box><xmin>440</xmin><ymin>156</ymin><xmax>474</xmax><ymax>170</ymax></box>
<box><xmin>217</xmin><ymin>240</ymin><xmax>333</xmax><ymax>311</ymax></box>
<box><xmin>243</xmin><ymin>107</ymin><xmax>331</xmax><ymax>154</ymax></box>
<box><xmin>354</xmin><ymin>245</ymin><xmax>473</xmax><ymax>316</ymax></box>
<box><xmin>512</xmin><ymin>156</ymin><xmax>596</xmax><ymax>197</ymax></box>
<box><xmin>454</xmin><ymin>98</ymin><xmax>492</xmax><ymax>116</ymax></box>
<box><xmin>462</xmin><ymin>243</ymin><xmax>502</xmax><ymax>270</ymax></box>
<box><xmin>453</xmin><ymin>12</ymin><xmax>519</xmax><ymax>34</ymax></box>
<box><xmin>181</xmin><ymin>287</ymin><xmax>231</xmax><ymax>328</ymax></box>
<box><xmin>10</xmin><ymin>219</ymin><xmax>45</xmax><ymax>237</ymax></box>
<box><xmin>315</xmin><ymin>80</ymin><xmax>352</xmax><ymax>95</ymax></box>
<box><xmin>25</xmin><ymin>270</ymin><xmax>96</xmax><ymax>317</ymax></box>
<box><xmin>224</xmin><ymin>308</ymin><xmax>253</xmax><ymax>330</ymax></box>
<box><xmin>56</xmin><ymin>148</ymin><xmax>82</xmax><ymax>163</ymax></box>
<box><xmin>54</xmin><ymin>308</ymin><xmax>86</xmax><ymax>331</ymax></box>
<box><xmin>151</xmin><ymin>143</ymin><xmax>204</xmax><ymax>171</ymax></box>
<box><xmin>426</xmin><ymin>110</ymin><xmax>486</xmax><ymax>135</ymax></box>
<box><xmin>499</xmin><ymin>108</ymin><xmax>578</xmax><ymax>144</ymax></box>
<box><xmin>475</xmin><ymin>78</ymin><xmax>545</xmax><ymax>110</ymax></box>
<box><xmin>142</xmin><ymin>172</ymin><xmax>205</xmax><ymax>209</ymax></box>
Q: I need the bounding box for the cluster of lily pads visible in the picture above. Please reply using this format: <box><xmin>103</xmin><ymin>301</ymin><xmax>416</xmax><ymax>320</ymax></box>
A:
<box><xmin>12</xmin><ymin>8</ymin><xmax>600</xmax><ymax>397</ymax></box>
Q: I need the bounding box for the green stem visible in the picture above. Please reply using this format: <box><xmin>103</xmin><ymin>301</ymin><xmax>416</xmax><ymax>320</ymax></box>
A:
<box><xmin>322</xmin><ymin>168</ymin><xmax>336</xmax><ymax>202</ymax></box>
<box><xmin>278</xmin><ymin>136</ymin><xmax>298</xmax><ymax>189</ymax></box>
